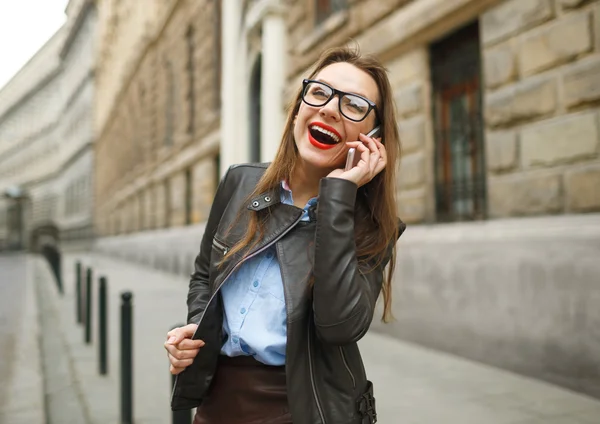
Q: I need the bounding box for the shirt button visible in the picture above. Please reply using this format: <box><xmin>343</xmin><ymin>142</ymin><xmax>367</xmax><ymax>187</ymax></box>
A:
<box><xmin>253</xmin><ymin>281</ymin><xmax>259</xmax><ymax>288</ymax></box>
<box><xmin>240</xmin><ymin>308</ymin><xmax>246</xmax><ymax>314</ymax></box>
<box><xmin>232</xmin><ymin>336</ymin><xmax>239</xmax><ymax>343</ymax></box>
<box><xmin>266</xmin><ymin>252</ymin><xmax>273</xmax><ymax>259</ymax></box>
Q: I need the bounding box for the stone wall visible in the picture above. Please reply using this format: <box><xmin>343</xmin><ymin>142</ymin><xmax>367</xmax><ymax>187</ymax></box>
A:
<box><xmin>482</xmin><ymin>0</ymin><xmax>600</xmax><ymax>218</ymax></box>
<box><xmin>388</xmin><ymin>49</ymin><xmax>435</xmax><ymax>223</ymax></box>
<box><xmin>94</xmin><ymin>0</ymin><xmax>221</xmax><ymax>237</ymax></box>
<box><xmin>284</xmin><ymin>0</ymin><xmax>600</xmax><ymax>222</ymax></box>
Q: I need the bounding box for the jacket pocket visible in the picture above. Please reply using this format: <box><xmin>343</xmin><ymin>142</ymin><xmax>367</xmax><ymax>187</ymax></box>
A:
<box><xmin>212</xmin><ymin>236</ymin><xmax>229</xmax><ymax>255</ymax></box>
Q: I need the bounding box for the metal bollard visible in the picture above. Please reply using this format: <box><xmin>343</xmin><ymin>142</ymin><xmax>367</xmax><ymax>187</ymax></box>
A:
<box><xmin>85</xmin><ymin>267</ymin><xmax>93</xmax><ymax>344</ymax></box>
<box><xmin>121</xmin><ymin>292</ymin><xmax>133</xmax><ymax>424</ymax></box>
<box><xmin>171</xmin><ymin>323</ymin><xmax>192</xmax><ymax>424</ymax></box>
<box><xmin>76</xmin><ymin>262</ymin><xmax>82</xmax><ymax>324</ymax></box>
<box><xmin>98</xmin><ymin>276</ymin><xmax>108</xmax><ymax>375</ymax></box>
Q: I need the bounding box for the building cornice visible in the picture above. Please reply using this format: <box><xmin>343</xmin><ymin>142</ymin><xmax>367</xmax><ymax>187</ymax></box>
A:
<box><xmin>60</xmin><ymin>0</ymin><xmax>96</xmax><ymax>59</ymax></box>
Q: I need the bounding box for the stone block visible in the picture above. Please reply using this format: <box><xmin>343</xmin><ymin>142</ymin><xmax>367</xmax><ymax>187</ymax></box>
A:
<box><xmin>399</xmin><ymin>151</ymin><xmax>426</xmax><ymax>188</ymax></box>
<box><xmin>486</xmin><ymin>130</ymin><xmax>518</xmax><ymax>172</ymax></box>
<box><xmin>519</xmin><ymin>12</ymin><xmax>593</xmax><ymax>77</ymax></box>
<box><xmin>193</xmin><ymin>158</ymin><xmax>216</xmax><ymax>223</ymax></box>
<box><xmin>564</xmin><ymin>55</ymin><xmax>600</xmax><ymax>108</ymax></box>
<box><xmin>521</xmin><ymin>112</ymin><xmax>599</xmax><ymax>168</ymax></box>
<box><xmin>486</xmin><ymin>75</ymin><xmax>557</xmax><ymax>127</ymax></box>
<box><xmin>398</xmin><ymin>116</ymin><xmax>426</xmax><ymax>154</ymax></box>
<box><xmin>387</xmin><ymin>49</ymin><xmax>428</xmax><ymax>87</ymax></box>
<box><xmin>483</xmin><ymin>41</ymin><xmax>517</xmax><ymax>89</ymax></box>
<box><xmin>566</xmin><ymin>167</ymin><xmax>600</xmax><ymax>211</ymax></box>
<box><xmin>481</xmin><ymin>0</ymin><xmax>553</xmax><ymax>45</ymax></box>
<box><xmin>395</xmin><ymin>82</ymin><xmax>424</xmax><ymax>118</ymax></box>
<box><xmin>595</xmin><ymin>3</ymin><xmax>600</xmax><ymax>55</ymax></box>
<box><xmin>488</xmin><ymin>174</ymin><xmax>562</xmax><ymax>216</ymax></box>
<box><xmin>397</xmin><ymin>188</ymin><xmax>427</xmax><ymax>223</ymax></box>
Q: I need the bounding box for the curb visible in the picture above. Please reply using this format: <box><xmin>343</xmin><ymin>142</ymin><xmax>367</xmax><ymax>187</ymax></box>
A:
<box><xmin>34</xmin><ymin>256</ymin><xmax>91</xmax><ymax>424</ymax></box>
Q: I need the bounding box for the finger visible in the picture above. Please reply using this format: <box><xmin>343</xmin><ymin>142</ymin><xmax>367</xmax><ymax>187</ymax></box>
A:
<box><xmin>355</xmin><ymin>142</ymin><xmax>371</xmax><ymax>170</ymax></box>
<box><xmin>374</xmin><ymin>139</ymin><xmax>387</xmax><ymax>173</ymax></box>
<box><xmin>170</xmin><ymin>364</ymin><xmax>186</xmax><ymax>375</ymax></box>
<box><xmin>166</xmin><ymin>324</ymin><xmax>198</xmax><ymax>344</ymax></box>
<box><xmin>164</xmin><ymin>343</ymin><xmax>200</xmax><ymax>360</ymax></box>
<box><xmin>177</xmin><ymin>338</ymin><xmax>205</xmax><ymax>350</ymax></box>
<box><xmin>168</xmin><ymin>353</ymin><xmax>195</xmax><ymax>368</ymax></box>
<box><xmin>359</xmin><ymin>132</ymin><xmax>379</xmax><ymax>151</ymax></box>
<box><xmin>359</xmin><ymin>133</ymin><xmax>381</xmax><ymax>172</ymax></box>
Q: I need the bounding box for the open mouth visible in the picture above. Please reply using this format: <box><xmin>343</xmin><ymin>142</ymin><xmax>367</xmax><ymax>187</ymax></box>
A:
<box><xmin>308</xmin><ymin>122</ymin><xmax>342</xmax><ymax>150</ymax></box>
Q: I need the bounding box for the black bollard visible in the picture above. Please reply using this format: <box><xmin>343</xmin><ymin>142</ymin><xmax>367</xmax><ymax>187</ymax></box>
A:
<box><xmin>76</xmin><ymin>262</ymin><xmax>82</xmax><ymax>324</ymax></box>
<box><xmin>85</xmin><ymin>267</ymin><xmax>93</xmax><ymax>344</ymax></box>
<box><xmin>98</xmin><ymin>276</ymin><xmax>108</xmax><ymax>375</ymax></box>
<box><xmin>171</xmin><ymin>323</ymin><xmax>192</xmax><ymax>424</ymax></box>
<box><xmin>121</xmin><ymin>292</ymin><xmax>133</xmax><ymax>424</ymax></box>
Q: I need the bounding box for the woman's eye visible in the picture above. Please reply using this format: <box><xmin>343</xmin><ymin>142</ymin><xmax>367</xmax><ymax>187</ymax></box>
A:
<box><xmin>348</xmin><ymin>100</ymin><xmax>366</xmax><ymax>113</ymax></box>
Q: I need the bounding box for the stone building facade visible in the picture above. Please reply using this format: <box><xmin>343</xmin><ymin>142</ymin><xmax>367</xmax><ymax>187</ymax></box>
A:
<box><xmin>222</xmin><ymin>0</ymin><xmax>600</xmax><ymax>224</ymax></box>
<box><xmin>0</xmin><ymin>0</ymin><xmax>97</xmax><ymax>251</ymax></box>
<box><xmin>93</xmin><ymin>0</ymin><xmax>222</xmax><ymax>237</ymax></box>
<box><xmin>93</xmin><ymin>0</ymin><xmax>600</xmax><ymax>397</ymax></box>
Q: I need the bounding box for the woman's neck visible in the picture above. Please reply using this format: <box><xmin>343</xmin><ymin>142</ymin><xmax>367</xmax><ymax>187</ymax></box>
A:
<box><xmin>288</xmin><ymin>160</ymin><xmax>328</xmax><ymax>208</ymax></box>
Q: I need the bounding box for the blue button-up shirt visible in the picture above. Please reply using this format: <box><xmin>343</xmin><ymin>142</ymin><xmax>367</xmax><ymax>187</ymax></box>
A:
<box><xmin>220</xmin><ymin>182</ymin><xmax>318</xmax><ymax>365</ymax></box>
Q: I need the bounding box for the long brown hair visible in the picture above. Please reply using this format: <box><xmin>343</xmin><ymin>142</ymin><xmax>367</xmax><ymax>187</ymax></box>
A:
<box><xmin>224</xmin><ymin>46</ymin><xmax>401</xmax><ymax>322</ymax></box>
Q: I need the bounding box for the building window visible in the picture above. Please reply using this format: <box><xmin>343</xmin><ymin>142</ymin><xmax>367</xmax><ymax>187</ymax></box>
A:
<box><xmin>249</xmin><ymin>55</ymin><xmax>262</xmax><ymax>163</ymax></box>
<box><xmin>213</xmin><ymin>1</ymin><xmax>222</xmax><ymax>109</ymax></box>
<box><xmin>139</xmin><ymin>191</ymin><xmax>145</xmax><ymax>230</ymax></box>
<box><xmin>315</xmin><ymin>0</ymin><xmax>347</xmax><ymax>25</ymax></box>
<box><xmin>185</xmin><ymin>168</ymin><xmax>193</xmax><ymax>225</ymax></box>
<box><xmin>164</xmin><ymin>58</ymin><xmax>175</xmax><ymax>146</ymax></box>
<box><xmin>430</xmin><ymin>21</ymin><xmax>486</xmax><ymax>222</ymax></box>
<box><xmin>214</xmin><ymin>153</ymin><xmax>221</xmax><ymax>190</ymax></box>
<box><xmin>164</xmin><ymin>180</ymin><xmax>171</xmax><ymax>228</ymax></box>
<box><xmin>186</xmin><ymin>26</ymin><xmax>196</xmax><ymax>135</ymax></box>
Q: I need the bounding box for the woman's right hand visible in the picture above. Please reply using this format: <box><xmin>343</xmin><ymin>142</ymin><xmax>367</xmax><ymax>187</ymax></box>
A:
<box><xmin>164</xmin><ymin>324</ymin><xmax>205</xmax><ymax>375</ymax></box>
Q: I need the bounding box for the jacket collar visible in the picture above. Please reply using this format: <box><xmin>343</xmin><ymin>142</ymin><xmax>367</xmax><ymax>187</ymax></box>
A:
<box><xmin>247</xmin><ymin>189</ymin><xmax>280</xmax><ymax>211</ymax></box>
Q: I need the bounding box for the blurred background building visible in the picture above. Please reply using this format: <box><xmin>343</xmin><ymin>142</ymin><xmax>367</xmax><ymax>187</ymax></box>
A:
<box><xmin>1</xmin><ymin>0</ymin><xmax>599</xmax><ymax>399</ymax></box>
<box><xmin>0</xmin><ymin>0</ymin><xmax>97</xmax><ymax>251</ymax></box>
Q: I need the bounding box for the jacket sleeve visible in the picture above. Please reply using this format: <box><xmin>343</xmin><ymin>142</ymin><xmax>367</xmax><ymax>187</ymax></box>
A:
<box><xmin>186</xmin><ymin>166</ymin><xmax>234</xmax><ymax>324</ymax></box>
<box><xmin>312</xmin><ymin>177</ymin><xmax>404</xmax><ymax>345</ymax></box>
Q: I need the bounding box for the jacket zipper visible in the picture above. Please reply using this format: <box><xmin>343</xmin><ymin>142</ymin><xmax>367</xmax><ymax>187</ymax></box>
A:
<box><xmin>339</xmin><ymin>346</ymin><xmax>356</xmax><ymax>389</ymax></box>
<box><xmin>192</xmin><ymin>212</ymin><xmax>304</xmax><ymax>338</ymax></box>
<box><xmin>308</xmin><ymin>322</ymin><xmax>327</xmax><ymax>423</ymax></box>
<box><xmin>212</xmin><ymin>238</ymin><xmax>229</xmax><ymax>255</ymax></box>
<box><xmin>173</xmin><ymin>213</ymin><xmax>304</xmax><ymax>399</ymax></box>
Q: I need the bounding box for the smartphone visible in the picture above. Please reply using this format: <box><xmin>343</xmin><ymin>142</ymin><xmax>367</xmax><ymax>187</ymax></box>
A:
<box><xmin>345</xmin><ymin>126</ymin><xmax>381</xmax><ymax>171</ymax></box>
<box><xmin>345</xmin><ymin>148</ymin><xmax>356</xmax><ymax>171</ymax></box>
<box><xmin>366</xmin><ymin>125</ymin><xmax>381</xmax><ymax>138</ymax></box>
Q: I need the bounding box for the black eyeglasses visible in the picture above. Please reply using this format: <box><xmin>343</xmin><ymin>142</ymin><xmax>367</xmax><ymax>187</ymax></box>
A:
<box><xmin>301</xmin><ymin>79</ymin><xmax>378</xmax><ymax>122</ymax></box>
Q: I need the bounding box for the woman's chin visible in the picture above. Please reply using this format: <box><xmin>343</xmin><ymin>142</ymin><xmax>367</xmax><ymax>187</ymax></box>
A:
<box><xmin>299</xmin><ymin>151</ymin><xmax>343</xmax><ymax>173</ymax></box>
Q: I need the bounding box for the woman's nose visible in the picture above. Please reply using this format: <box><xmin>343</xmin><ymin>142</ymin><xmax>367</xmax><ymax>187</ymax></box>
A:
<box><xmin>319</xmin><ymin>97</ymin><xmax>341</xmax><ymax>121</ymax></box>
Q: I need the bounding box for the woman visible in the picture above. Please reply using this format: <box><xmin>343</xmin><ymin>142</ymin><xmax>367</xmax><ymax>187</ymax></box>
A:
<box><xmin>165</xmin><ymin>46</ymin><xmax>405</xmax><ymax>424</ymax></box>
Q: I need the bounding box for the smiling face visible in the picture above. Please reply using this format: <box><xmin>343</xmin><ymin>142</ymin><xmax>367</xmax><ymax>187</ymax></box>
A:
<box><xmin>293</xmin><ymin>62</ymin><xmax>380</xmax><ymax>172</ymax></box>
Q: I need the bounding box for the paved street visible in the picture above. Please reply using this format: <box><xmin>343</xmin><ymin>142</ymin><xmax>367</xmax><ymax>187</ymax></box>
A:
<box><xmin>0</xmin><ymin>256</ymin><xmax>25</xmax><ymax>408</ymax></box>
<box><xmin>15</xmin><ymin>252</ymin><xmax>600</xmax><ymax>424</ymax></box>
<box><xmin>0</xmin><ymin>255</ymin><xmax>44</xmax><ymax>424</ymax></box>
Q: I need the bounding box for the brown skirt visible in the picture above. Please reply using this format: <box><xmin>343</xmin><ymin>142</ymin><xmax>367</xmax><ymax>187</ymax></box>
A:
<box><xmin>193</xmin><ymin>355</ymin><xmax>292</xmax><ymax>424</ymax></box>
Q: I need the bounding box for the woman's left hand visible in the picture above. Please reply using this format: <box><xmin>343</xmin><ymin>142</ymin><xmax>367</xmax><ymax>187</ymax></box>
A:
<box><xmin>327</xmin><ymin>133</ymin><xmax>387</xmax><ymax>187</ymax></box>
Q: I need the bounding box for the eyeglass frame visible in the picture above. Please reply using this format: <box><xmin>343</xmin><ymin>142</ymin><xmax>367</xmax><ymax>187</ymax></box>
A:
<box><xmin>301</xmin><ymin>79</ymin><xmax>380</xmax><ymax>123</ymax></box>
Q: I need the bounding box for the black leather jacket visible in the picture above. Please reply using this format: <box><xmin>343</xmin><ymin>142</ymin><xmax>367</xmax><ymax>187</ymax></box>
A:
<box><xmin>171</xmin><ymin>163</ymin><xmax>405</xmax><ymax>423</ymax></box>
